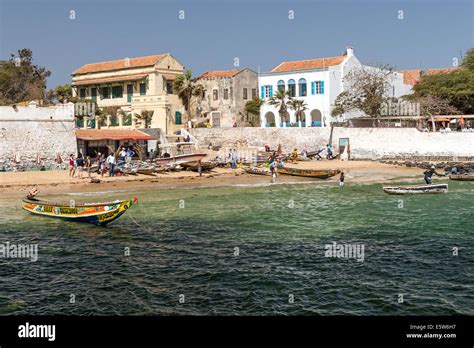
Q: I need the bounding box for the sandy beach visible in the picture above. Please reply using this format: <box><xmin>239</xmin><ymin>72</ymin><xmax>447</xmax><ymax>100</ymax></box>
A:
<box><xmin>0</xmin><ymin>160</ymin><xmax>429</xmax><ymax>198</ymax></box>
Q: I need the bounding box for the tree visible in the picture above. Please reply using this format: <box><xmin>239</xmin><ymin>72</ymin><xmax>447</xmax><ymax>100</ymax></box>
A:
<box><xmin>47</xmin><ymin>84</ymin><xmax>73</xmax><ymax>104</ymax></box>
<box><xmin>332</xmin><ymin>64</ymin><xmax>395</xmax><ymax>118</ymax></box>
<box><xmin>173</xmin><ymin>69</ymin><xmax>204</xmax><ymax>121</ymax></box>
<box><xmin>0</xmin><ymin>48</ymin><xmax>51</xmax><ymax>105</ymax></box>
<box><xmin>134</xmin><ymin>110</ymin><xmax>154</xmax><ymax>128</ymax></box>
<box><xmin>268</xmin><ymin>89</ymin><xmax>292</xmax><ymax>124</ymax></box>
<box><xmin>411</xmin><ymin>48</ymin><xmax>474</xmax><ymax>114</ymax></box>
<box><xmin>288</xmin><ymin>99</ymin><xmax>308</xmax><ymax>127</ymax></box>
<box><xmin>244</xmin><ymin>98</ymin><xmax>264</xmax><ymax>126</ymax></box>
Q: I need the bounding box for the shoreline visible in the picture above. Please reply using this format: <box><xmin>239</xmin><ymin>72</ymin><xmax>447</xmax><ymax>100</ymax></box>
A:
<box><xmin>0</xmin><ymin>160</ymin><xmax>433</xmax><ymax>198</ymax></box>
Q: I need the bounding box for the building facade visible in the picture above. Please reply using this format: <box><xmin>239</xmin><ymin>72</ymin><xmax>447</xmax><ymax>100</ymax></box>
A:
<box><xmin>196</xmin><ymin>69</ymin><xmax>258</xmax><ymax>127</ymax></box>
<box><xmin>259</xmin><ymin>47</ymin><xmax>413</xmax><ymax>128</ymax></box>
<box><xmin>71</xmin><ymin>53</ymin><xmax>186</xmax><ymax>134</ymax></box>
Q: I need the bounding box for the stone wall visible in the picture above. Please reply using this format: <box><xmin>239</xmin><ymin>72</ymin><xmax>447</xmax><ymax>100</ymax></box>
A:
<box><xmin>189</xmin><ymin>127</ymin><xmax>474</xmax><ymax>160</ymax></box>
<box><xmin>0</xmin><ymin>102</ymin><xmax>77</xmax><ymax>171</ymax></box>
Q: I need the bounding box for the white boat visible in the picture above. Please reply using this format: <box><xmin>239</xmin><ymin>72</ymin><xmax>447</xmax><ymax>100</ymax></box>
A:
<box><xmin>383</xmin><ymin>183</ymin><xmax>448</xmax><ymax>195</ymax></box>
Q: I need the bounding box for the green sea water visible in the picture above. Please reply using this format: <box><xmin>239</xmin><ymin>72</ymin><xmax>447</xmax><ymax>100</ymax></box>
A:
<box><xmin>0</xmin><ymin>180</ymin><xmax>472</xmax><ymax>315</ymax></box>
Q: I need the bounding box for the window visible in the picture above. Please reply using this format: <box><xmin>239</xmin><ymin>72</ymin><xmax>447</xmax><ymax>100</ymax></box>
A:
<box><xmin>175</xmin><ymin>111</ymin><xmax>182</xmax><ymax>125</ymax></box>
<box><xmin>139</xmin><ymin>83</ymin><xmax>146</xmax><ymax>96</ymax></box>
<box><xmin>112</xmin><ymin>86</ymin><xmax>123</xmax><ymax>98</ymax></box>
<box><xmin>288</xmin><ymin>79</ymin><xmax>296</xmax><ymax>97</ymax></box>
<box><xmin>311</xmin><ymin>81</ymin><xmax>325</xmax><ymax>95</ymax></box>
<box><xmin>298</xmin><ymin>78</ymin><xmax>307</xmax><ymax>97</ymax></box>
<box><xmin>243</xmin><ymin>88</ymin><xmax>248</xmax><ymax>99</ymax></box>
<box><xmin>91</xmin><ymin>88</ymin><xmax>97</xmax><ymax>101</ymax></box>
<box><xmin>264</xmin><ymin>85</ymin><xmax>273</xmax><ymax>98</ymax></box>
<box><xmin>166</xmin><ymin>80</ymin><xmax>174</xmax><ymax>94</ymax></box>
<box><xmin>230</xmin><ymin>87</ymin><xmax>233</xmax><ymax>99</ymax></box>
<box><xmin>252</xmin><ymin>88</ymin><xmax>257</xmax><ymax>99</ymax></box>
<box><xmin>224</xmin><ymin>89</ymin><xmax>229</xmax><ymax>100</ymax></box>
<box><xmin>101</xmin><ymin>87</ymin><xmax>110</xmax><ymax>99</ymax></box>
<box><xmin>277</xmin><ymin>80</ymin><xmax>285</xmax><ymax>92</ymax></box>
<box><xmin>213</xmin><ymin>89</ymin><xmax>218</xmax><ymax>100</ymax></box>
<box><xmin>79</xmin><ymin>88</ymin><xmax>86</xmax><ymax>99</ymax></box>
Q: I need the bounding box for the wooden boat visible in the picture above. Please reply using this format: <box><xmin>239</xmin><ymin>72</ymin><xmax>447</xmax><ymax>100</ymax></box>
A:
<box><xmin>154</xmin><ymin>153</ymin><xmax>207</xmax><ymax>165</ymax></box>
<box><xmin>383</xmin><ymin>184</ymin><xmax>448</xmax><ymax>195</ymax></box>
<box><xmin>277</xmin><ymin>167</ymin><xmax>340</xmax><ymax>179</ymax></box>
<box><xmin>22</xmin><ymin>196</ymin><xmax>138</xmax><ymax>226</ymax></box>
<box><xmin>181</xmin><ymin>161</ymin><xmax>216</xmax><ymax>171</ymax></box>
<box><xmin>242</xmin><ymin>167</ymin><xmax>272</xmax><ymax>176</ymax></box>
<box><xmin>449</xmin><ymin>174</ymin><xmax>474</xmax><ymax>181</ymax></box>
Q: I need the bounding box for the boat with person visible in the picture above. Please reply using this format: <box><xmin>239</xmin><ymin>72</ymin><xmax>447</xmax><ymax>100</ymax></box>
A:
<box><xmin>22</xmin><ymin>196</ymin><xmax>138</xmax><ymax>225</ymax></box>
<box><xmin>382</xmin><ymin>183</ymin><xmax>448</xmax><ymax>195</ymax></box>
<box><xmin>449</xmin><ymin>174</ymin><xmax>474</xmax><ymax>181</ymax></box>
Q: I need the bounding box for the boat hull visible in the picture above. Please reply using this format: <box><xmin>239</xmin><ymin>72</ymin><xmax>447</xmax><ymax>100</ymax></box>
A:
<box><xmin>383</xmin><ymin>184</ymin><xmax>448</xmax><ymax>195</ymax></box>
<box><xmin>22</xmin><ymin>197</ymin><xmax>137</xmax><ymax>226</ymax></box>
<box><xmin>449</xmin><ymin>174</ymin><xmax>474</xmax><ymax>181</ymax></box>
<box><xmin>277</xmin><ymin>167</ymin><xmax>340</xmax><ymax>179</ymax></box>
<box><xmin>242</xmin><ymin>167</ymin><xmax>272</xmax><ymax>176</ymax></box>
<box><xmin>154</xmin><ymin>153</ymin><xmax>207</xmax><ymax>165</ymax></box>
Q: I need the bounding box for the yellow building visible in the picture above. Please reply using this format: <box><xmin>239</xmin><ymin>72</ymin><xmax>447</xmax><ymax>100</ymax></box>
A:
<box><xmin>71</xmin><ymin>53</ymin><xmax>186</xmax><ymax>134</ymax></box>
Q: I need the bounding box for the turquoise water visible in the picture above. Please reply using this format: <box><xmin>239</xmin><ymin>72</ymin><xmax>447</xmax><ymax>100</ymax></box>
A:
<box><xmin>0</xmin><ymin>181</ymin><xmax>472</xmax><ymax>315</ymax></box>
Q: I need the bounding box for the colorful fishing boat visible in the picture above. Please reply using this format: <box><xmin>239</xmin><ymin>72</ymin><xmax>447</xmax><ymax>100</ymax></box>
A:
<box><xmin>22</xmin><ymin>196</ymin><xmax>138</xmax><ymax>226</ymax></box>
<box><xmin>277</xmin><ymin>167</ymin><xmax>340</xmax><ymax>179</ymax></box>
<box><xmin>449</xmin><ymin>174</ymin><xmax>474</xmax><ymax>181</ymax></box>
<box><xmin>382</xmin><ymin>184</ymin><xmax>448</xmax><ymax>195</ymax></box>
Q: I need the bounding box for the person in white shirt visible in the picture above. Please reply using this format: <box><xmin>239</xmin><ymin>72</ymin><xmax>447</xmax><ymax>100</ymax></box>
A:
<box><xmin>107</xmin><ymin>153</ymin><xmax>116</xmax><ymax>177</ymax></box>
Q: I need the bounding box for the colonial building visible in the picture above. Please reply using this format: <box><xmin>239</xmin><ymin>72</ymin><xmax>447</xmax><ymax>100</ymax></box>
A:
<box><xmin>71</xmin><ymin>53</ymin><xmax>186</xmax><ymax>134</ymax></box>
<box><xmin>259</xmin><ymin>47</ymin><xmax>413</xmax><ymax>127</ymax></box>
<box><xmin>196</xmin><ymin>69</ymin><xmax>258</xmax><ymax>127</ymax></box>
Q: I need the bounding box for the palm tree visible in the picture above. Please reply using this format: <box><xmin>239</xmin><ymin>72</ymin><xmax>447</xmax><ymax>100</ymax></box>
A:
<box><xmin>268</xmin><ymin>89</ymin><xmax>292</xmax><ymax>127</ymax></box>
<box><xmin>288</xmin><ymin>99</ymin><xmax>308</xmax><ymax>127</ymax></box>
<box><xmin>173</xmin><ymin>69</ymin><xmax>204</xmax><ymax>122</ymax></box>
<box><xmin>134</xmin><ymin>110</ymin><xmax>154</xmax><ymax>128</ymax></box>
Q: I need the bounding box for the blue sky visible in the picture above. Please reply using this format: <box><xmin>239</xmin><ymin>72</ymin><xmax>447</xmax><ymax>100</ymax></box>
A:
<box><xmin>1</xmin><ymin>0</ymin><xmax>472</xmax><ymax>89</ymax></box>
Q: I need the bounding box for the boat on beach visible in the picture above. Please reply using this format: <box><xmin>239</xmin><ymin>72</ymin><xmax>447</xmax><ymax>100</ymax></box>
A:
<box><xmin>382</xmin><ymin>183</ymin><xmax>448</xmax><ymax>195</ymax></box>
<box><xmin>154</xmin><ymin>153</ymin><xmax>207</xmax><ymax>166</ymax></box>
<box><xmin>449</xmin><ymin>174</ymin><xmax>474</xmax><ymax>181</ymax></box>
<box><xmin>242</xmin><ymin>166</ymin><xmax>272</xmax><ymax>176</ymax></box>
<box><xmin>180</xmin><ymin>161</ymin><xmax>216</xmax><ymax>171</ymax></box>
<box><xmin>22</xmin><ymin>196</ymin><xmax>138</xmax><ymax>225</ymax></box>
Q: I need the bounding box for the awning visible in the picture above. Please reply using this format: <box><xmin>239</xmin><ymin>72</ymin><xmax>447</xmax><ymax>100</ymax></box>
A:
<box><xmin>72</xmin><ymin>73</ymin><xmax>148</xmax><ymax>86</ymax></box>
<box><xmin>75</xmin><ymin>129</ymin><xmax>157</xmax><ymax>141</ymax></box>
<box><xmin>162</xmin><ymin>73</ymin><xmax>179</xmax><ymax>80</ymax></box>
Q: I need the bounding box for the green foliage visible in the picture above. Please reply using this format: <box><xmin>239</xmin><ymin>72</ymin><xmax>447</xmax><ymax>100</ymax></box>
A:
<box><xmin>47</xmin><ymin>83</ymin><xmax>72</xmax><ymax>104</ymax></box>
<box><xmin>268</xmin><ymin>89</ymin><xmax>292</xmax><ymax>119</ymax></box>
<box><xmin>134</xmin><ymin>109</ymin><xmax>154</xmax><ymax>128</ymax></box>
<box><xmin>244</xmin><ymin>98</ymin><xmax>264</xmax><ymax>126</ymax></box>
<box><xmin>0</xmin><ymin>48</ymin><xmax>51</xmax><ymax>105</ymax></box>
<box><xmin>412</xmin><ymin>49</ymin><xmax>474</xmax><ymax>114</ymax></box>
<box><xmin>173</xmin><ymin>69</ymin><xmax>203</xmax><ymax>117</ymax></box>
<box><xmin>288</xmin><ymin>98</ymin><xmax>308</xmax><ymax>123</ymax></box>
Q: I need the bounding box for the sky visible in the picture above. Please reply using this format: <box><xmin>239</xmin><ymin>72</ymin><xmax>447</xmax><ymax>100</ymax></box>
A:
<box><xmin>0</xmin><ymin>0</ymin><xmax>473</xmax><ymax>89</ymax></box>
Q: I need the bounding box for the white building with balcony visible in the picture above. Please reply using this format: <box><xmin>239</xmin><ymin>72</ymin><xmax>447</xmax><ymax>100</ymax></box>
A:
<box><xmin>259</xmin><ymin>47</ymin><xmax>412</xmax><ymax>127</ymax></box>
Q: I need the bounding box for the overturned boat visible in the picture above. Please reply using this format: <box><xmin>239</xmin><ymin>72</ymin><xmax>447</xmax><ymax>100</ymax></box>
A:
<box><xmin>22</xmin><ymin>196</ymin><xmax>138</xmax><ymax>226</ymax></box>
<box><xmin>383</xmin><ymin>183</ymin><xmax>448</xmax><ymax>195</ymax></box>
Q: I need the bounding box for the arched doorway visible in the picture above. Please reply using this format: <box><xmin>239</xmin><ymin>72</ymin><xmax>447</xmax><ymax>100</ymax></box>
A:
<box><xmin>310</xmin><ymin>109</ymin><xmax>322</xmax><ymax>127</ymax></box>
<box><xmin>280</xmin><ymin>111</ymin><xmax>290</xmax><ymax>127</ymax></box>
<box><xmin>265</xmin><ymin>112</ymin><xmax>276</xmax><ymax>127</ymax></box>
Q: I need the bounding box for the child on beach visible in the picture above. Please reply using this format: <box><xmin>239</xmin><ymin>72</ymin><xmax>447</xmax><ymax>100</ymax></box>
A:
<box><xmin>68</xmin><ymin>154</ymin><xmax>75</xmax><ymax>178</ymax></box>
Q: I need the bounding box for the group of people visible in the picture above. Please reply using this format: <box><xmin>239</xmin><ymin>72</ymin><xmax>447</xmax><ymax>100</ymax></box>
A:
<box><xmin>69</xmin><ymin>148</ymin><xmax>134</xmax><ymax>179</ymax></box>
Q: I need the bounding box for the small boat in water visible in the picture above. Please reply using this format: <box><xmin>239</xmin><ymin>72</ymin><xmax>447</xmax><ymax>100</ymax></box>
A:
<box><xmin>383</xmin><ymin>184</ymin><xmax>448</xmax><ymax>195</ymax></box>
<box><xmin>22</xmin><ymin>196</ymin><xmax>138</xmax><ymax>225</ymax></box>
<box><xmin>277</xmin><ymin>167</ymin><xmax>340</xmax><ymax>179</ymax></box>
<box><xmin>449</xmin><ymin>174</ymin><xmax>474</xmax><ymax>181</ymax></box>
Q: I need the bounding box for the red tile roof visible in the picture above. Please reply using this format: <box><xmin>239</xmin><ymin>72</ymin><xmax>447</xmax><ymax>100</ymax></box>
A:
<box><xmin>200</xmin><ymin>69</ymin><xmax>241</xmax><ymax>79</ymax></box>
<box><xmin>73</xmin><ymin>54</ymin><xmax>167</xmax><ymax>75</ymax></box>
<box><xmin>401</xmin><ymin>67</ymin><xmax>460</xmax><ymax>85</ymax></box>
<box><xmin>75</xmin><ymin>129</ymin><xmax>156</xmax><ymax>141</ymax></box>
<box><xmin>72</xmin><ymin>73</ymin><xmax>149</xmax><ymax>86</ymax></box>
<box><xmin>271</xmin><ymin>56</ymin><xmax>346</xmax><ymax>73</ymax></box>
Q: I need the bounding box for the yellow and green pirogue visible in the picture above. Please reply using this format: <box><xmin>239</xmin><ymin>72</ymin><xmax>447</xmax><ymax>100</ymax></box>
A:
<box><xmin>22</xmin><ymin>196</ymin><xmax>138</xmax><ymax>226</ymax></box>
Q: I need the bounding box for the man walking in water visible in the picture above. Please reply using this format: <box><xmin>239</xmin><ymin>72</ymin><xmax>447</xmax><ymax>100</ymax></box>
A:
<box><xmin>424</xmin><ymin>165</ymin><xmax>445</xmax><ymax>184</ymax></box>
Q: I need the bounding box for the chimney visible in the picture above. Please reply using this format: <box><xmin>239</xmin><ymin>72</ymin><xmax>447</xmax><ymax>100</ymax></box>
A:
<box><xmin>345</xmin><ymin>46</ymin><xmax>354</xmax><ymax>57</ymax></box>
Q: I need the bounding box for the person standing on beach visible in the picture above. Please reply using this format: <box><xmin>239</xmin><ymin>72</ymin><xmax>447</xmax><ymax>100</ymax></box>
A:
<box><xmin>68</xmin><ymin>154</ymin><xmax>75</xmax><ymax>178</ymax></box>
<box><xmin>339</xmin><ymin>172</ymin><xmax>345</xmax><ymax>187</ymax></box>
<box><xmin>85</xmin><ymin>156</ymin><xmax>92</xmax><ymax>179</ymax></box>
<box><xmin>97</xmin><ymin>153</ymin><xmax>106</xmax><ymax>178</ymax></box>
<box><xmin>75</xmin><ymin>153</ymin><xmax>84</xmax><ymax>179</ymax></box>
<box><xmin>107</xmin><ymin>153</ymin><xmax>116</xmax><ymax>177</ymax></box>
<box><xmin>119</xmin><ymin>147</ymin><xmax>127</xmax><ymax>162</ymax></box>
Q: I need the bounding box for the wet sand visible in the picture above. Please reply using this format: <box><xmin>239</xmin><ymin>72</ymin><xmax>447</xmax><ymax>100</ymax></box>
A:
<box><xmin>0</xmin><ymin>160</ymin><xmax>429</xmax><ymax>198</ymax></box>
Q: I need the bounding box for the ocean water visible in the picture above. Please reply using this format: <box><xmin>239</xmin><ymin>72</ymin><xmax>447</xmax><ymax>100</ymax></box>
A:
<box><xmin>0</xmin><ymin>181</ymin><xmax>472</xmax><ymax>315</ymax></box>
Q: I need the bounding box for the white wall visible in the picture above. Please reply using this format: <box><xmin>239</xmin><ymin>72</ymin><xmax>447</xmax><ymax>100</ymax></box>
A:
<box><xmin>189</xmin><ymin>127</ymin><xmax>474</xmax><ymax>160</ymax></box>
